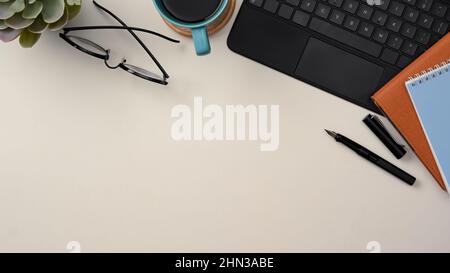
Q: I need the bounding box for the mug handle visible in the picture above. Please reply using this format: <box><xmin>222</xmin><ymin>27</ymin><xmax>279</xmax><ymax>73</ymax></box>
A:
<box><xmin>192</xmin><ymin>27</ymin><xmax>211</xmax><ymax>56</ymax></box>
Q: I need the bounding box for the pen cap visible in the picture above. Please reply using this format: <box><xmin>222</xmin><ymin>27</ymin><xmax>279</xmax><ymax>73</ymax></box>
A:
<box><xmin>363</xmin><ymin>114</ymin><xmax>407</xmax><ymax>159</ymax></box>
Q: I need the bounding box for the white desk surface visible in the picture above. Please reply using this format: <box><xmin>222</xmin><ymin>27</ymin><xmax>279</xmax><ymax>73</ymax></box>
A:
<box><xmin>1</xmin><ymin>0</ymin><xmax>449</xmax><ymax>253</ymax></box>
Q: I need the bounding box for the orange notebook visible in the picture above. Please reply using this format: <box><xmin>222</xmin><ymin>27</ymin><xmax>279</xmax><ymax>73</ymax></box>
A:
<box><xmin>372</xmin><ymin>33</ymin><xmax>450</xmax><ymax>192</ymax></box>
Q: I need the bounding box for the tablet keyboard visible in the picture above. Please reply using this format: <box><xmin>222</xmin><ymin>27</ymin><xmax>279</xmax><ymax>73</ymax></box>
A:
<box><xmin>248</xmin><ymin>0</ymin><xmax>449</xmax><ymax>68</ymax></box>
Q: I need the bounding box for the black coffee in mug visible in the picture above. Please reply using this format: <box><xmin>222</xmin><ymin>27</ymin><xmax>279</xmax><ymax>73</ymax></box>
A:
<box><xmin>161</xmin><ymin>0</ymin><xmax>223</xmax><ymax>23</ymax></box>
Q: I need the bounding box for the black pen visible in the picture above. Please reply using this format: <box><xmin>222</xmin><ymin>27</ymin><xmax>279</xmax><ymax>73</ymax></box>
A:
<box><xmin>325</xmin><ymin>129</ymin><xmax>416</xmax><ymax>186</ymax></box>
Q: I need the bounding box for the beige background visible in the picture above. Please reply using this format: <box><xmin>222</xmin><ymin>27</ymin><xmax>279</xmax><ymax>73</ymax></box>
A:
<box><xmin>1</xmin><ymin>0</ymin><xmax>450</xmax><ymax>253</ymax></box>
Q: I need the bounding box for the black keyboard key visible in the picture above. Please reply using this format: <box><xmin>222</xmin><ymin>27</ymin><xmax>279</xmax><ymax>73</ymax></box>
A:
<box><xmin>249</xmin><ymin>0</ymin><xmax>264</xmax><ymax>7</ymax></box>
<box><xmin>373</xmin><ymin>28</ymin><xmax>389</xmax><ymax>43</ymax></box>
<box><xmin>381</xmin><ymin>48</ymin><xmax>399</xmax><ymax>64</ymax></box>
<box><xmin>357</xmin><ymin>4</ymin><xmax>374</xmax><ymax>20</ymax></box>
<box><xmin>416</xmin><ymin>45</ymin><xmax>427</xmax><ymax>56</ymax></box>
<box><xmin>301</xmin><ymin>0</ymin><xmax>317</xmax><ymax>12</ymax></box>
<box><xmin>389</xmin><ymin>1</ymin><xmax>406</xmax><ymax>16</ymax></box>
<box><xmin>401</xmin><ymin>23</ymin><xmax>417</xmax><ymax>38</ymax></box>
<box><xmin>403</xmin><ymin>0</ymin><xmax>416</xmax><ymax>5</ymax></box>
<box><xmin>417</xmin><ymin>13</ymin><xmax>434</xmax><ymax>28</ymax></box>
<box><xmin>309</xmin><ymin>17</ymin><xmax>383</xmax><ymax>56</ymax></box>
<box><xmin>378</xmin><ymin>0</ymin><xmax>391</xmax><ymax>10</ymax></box>
<box><xmin>402</xmin><ymin>40</ymin><xmax>418</xmax><ymax>55</ymax></box>
<box><xmin>432</xmin><ymin>20</ymin><xmax>448</xmax><ymax>34</ymax></box>
<box><xmin>330</xmin><ymin>9</ymin><xmax>346</xmax><ymax>24</ymax></box>
<box><xmin>417</xmin><ymin>0</ymin><xmax>434</xmax><ymax>11</ymax></box>
<box><xmin>264</xmin><ymin>0</ymin><xmax>280</xmax><ymax>13</ymax></box>
<box><xmin>316</xmin><ymin>3</ymin><xmax>331</xmax><ymax>18</ymax></box>
<box><xmin>415</xmin><ymin>29</ymin><xmax>431</xmax><ymax>44</ymax></box>
<box><xmin>387</xmin><ymin>34</ymin><xmax>404</xmax><ymax>49</ymax></box>
<box><xmin>278</xmin><ymin>4</ymin><xmax>295</xmax><ymax>18</ymax></box>
<box><xmin>358</xmin><ymin>22</ymin><xmax>375</xmax><ymax>37</ymax></box>
<box><xmin>372</xmin><ymin>11</ymin><xmax>389</xmax><ymax>25</ymax></box>
<box><xmin>292</xmin><ymin>10</ymin><xmax>311</xmax><ymax>26</ymax></box>
<box><xmin>342</xmin><ymin>0</ymin><xmax>359</xmax><ymax>13</ymax></box>
<box><xmin>397</xmin><ymin>55</ymin><xmax>412</xmax><ymax>68</ymax></box>
<box><xmin>286</xmin><ymin>0</ymin><xmax>301</xmax><ymax>6</ymax></box>
<box><xmin>344</xmin><ymin>16</ymin><xmax>360</xmax><ymax>31</ymax></box>
<box><xmin>386</xmin><ymin>17</ymin><xmax>403</xmax><ymax>32</ymax></box>
<box><xmin>403</xmin><ymin>7</ymin><xmax>419</xmax><ymax>22</ymax></box>
<box><xmin>328</xmin><ymin>0</ymin><xmax>344</xmax><ymax>7</ymax></box>
<box><xmin>431</xmin><ymin>2</ymin><xmax>448</xmax><ymax>17</ymax></box>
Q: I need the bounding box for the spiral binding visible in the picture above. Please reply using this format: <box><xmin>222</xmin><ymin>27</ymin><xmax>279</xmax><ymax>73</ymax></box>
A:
<box><xmin>407</xmin><ymin>59</ymin><xmax>450</xmax><ymax>87</ymax></box>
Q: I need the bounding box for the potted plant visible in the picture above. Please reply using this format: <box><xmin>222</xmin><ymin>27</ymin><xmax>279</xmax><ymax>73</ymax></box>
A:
<box><xmin>0</xmin><ymin>0</ymin><xmax>82</xmax><ymax>47</ymax></box>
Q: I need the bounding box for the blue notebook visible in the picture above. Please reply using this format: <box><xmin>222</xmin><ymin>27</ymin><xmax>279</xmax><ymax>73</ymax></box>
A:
<box><xmin>406</xmin><ymin>61</ymin><xmax>450</xmax><ymax>191</ymax></box>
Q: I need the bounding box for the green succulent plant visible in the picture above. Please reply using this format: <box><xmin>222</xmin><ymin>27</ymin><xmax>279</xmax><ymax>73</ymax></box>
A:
<box><xmin>0</xmin><ymin>0</ymin><xmax>82</xmax><ymax>48</ymax></box>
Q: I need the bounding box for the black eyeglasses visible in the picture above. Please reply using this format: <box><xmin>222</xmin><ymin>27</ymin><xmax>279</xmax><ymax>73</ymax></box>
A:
<box><xmin>60</xmin><ymin>0</ymin><xmax>179</xmax><ymax>85</ymax></box>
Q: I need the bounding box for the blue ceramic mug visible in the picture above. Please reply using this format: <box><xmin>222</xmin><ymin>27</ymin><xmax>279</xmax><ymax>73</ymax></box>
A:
<box><xmin>153</xmin><ymin>0</ymin><xmax>229</xmax><ymax>56</ymax></box>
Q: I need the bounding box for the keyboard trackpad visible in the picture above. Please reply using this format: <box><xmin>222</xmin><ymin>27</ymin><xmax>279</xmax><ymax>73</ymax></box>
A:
<box><xmin>295</xmin><ymin>38</ymin><xmax>384</xmax><ymax>106</ymax></box>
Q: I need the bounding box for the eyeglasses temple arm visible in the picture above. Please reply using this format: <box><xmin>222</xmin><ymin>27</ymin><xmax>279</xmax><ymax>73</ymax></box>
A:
<box><xmin>63</xmin><ymin>26</ymin><xmax>180</xmax><ymax>43</ymax></box>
